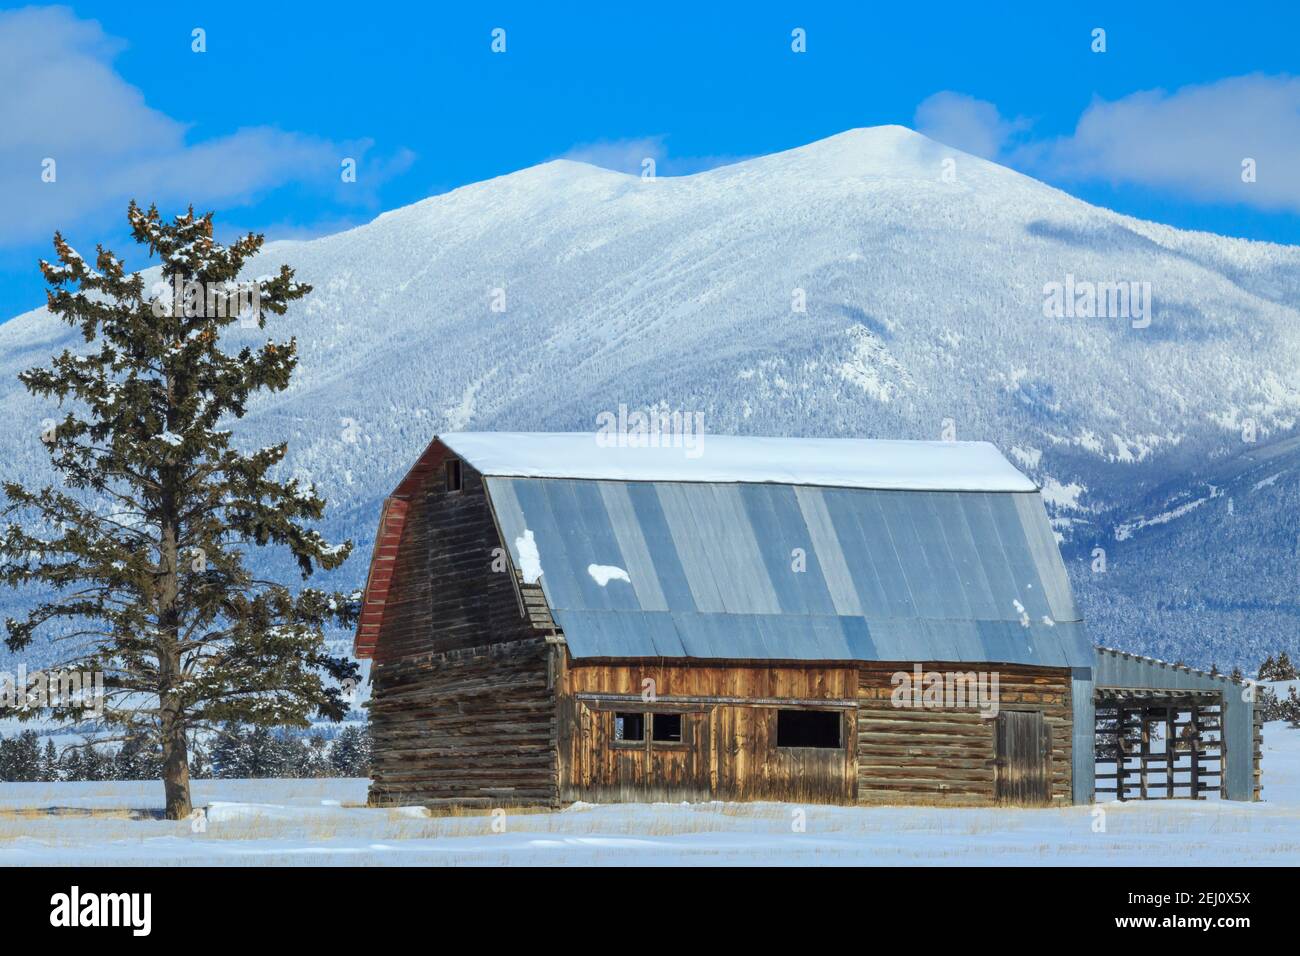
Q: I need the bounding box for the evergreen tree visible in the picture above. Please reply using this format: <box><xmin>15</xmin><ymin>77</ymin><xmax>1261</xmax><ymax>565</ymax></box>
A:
<box><xmin>1275</xmin><ymin>651</ymin><xmax>1298</xmax><ymax>681</ymax></box>
<box><xmin>41</xmin><ymin>738</ymin><xmax>60</xmax><ymax>782</ymax></box>
<box><xmin>210</xmin><ymin>723</ymin><xmax>249</xmax><ymax>779</ymax></box>
<box><xmin>297</xmin><ymin>732</ymin><xmax>331</xmax><ymax>778</ymax></box>
<box><xmin>0</xmin><ymin>731</ymin><xmax>43</xmax><ymax>781</ymax></box>
<box><xmin>79</xmin><ymin>744</ymin><xmax>111</xmax><ymax>782</ymax></box>
<box><xmin>330</xmin><ymin>724</ymin><xmax>370</xmax><ymax>777</ymax></box>
<box><xmin>114</xmin><ymin>732</ymin><xmax>162</xmax><ymax>781</ymax></box>
<box><xmin>245</xmin><ymin>725</ymin><xmax>285</xmax><ymax>777</ymax></box>
<box><xmin>0</xmin><ymin>205</ymin><xmax>359</xmax><ymax>818</ymax></box>
<box><xmin>1259</xmin><ymin>654</ymin><xmax>1278</xmax><ymax>681</ymax></box>
<box><xmin>58</xmin><ymin>745</ymin><xmax>81</xmax><ymax>782</ymax></box>
<box><xmin>188</xmin><ymin>735</ymin><xmax>212</xmax><ymax>780</ymax></box>
<box><xmin>1284</xmin><ymin>686</ymin><xmax>1300</xmax><ymax>729</ymax></box>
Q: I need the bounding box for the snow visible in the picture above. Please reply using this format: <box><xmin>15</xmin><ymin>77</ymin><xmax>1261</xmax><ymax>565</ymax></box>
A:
<box><xmin>443</xmin><ymin>432</ymin><xmax>1037</xmax><ymax>493</ymax></box>
<box><xmin>587</xmin><ymin>564</ymin><xmax>631</xmax><ymax>586</ymax></box>
<box><xmin>515</xmin><ymin>529</ymin><xmax>543</xmax><ymax>584</ymax></box>
<box><xmin>0</xmin><ymin>723</ymin><xmax>1297</xmax><ymax>865</ymax></box>
<box><xmin>1114</xmin><ymin>495</ymin><xmax>1211</xmax><ymax>542</ymax></box>
<box><xmin>158</xmin><ymin>431</ymin><xmax>183</xmax><ymax>447</ymax></box>
<box><xmin>1038</xmin><ymin>476</ymin><xmax>1086</xmax><ymax>511</ymax></box>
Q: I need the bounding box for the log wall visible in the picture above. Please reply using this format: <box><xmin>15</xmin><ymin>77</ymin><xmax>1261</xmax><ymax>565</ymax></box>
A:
<box><xmin>368</xmin><ymin>639</ymin><xmax>557</xmax><ymax>806</ymax></box>
<box><xmin>857</xmin><ymin>662</ymin><xmax>1073</xmax><ymax>806</ymax></box>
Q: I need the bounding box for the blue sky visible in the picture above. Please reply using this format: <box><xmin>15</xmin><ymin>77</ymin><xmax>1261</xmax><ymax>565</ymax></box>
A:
<box><xmin>1</xmin><ymin>1</ymin><xmax>1298</xmax><ymax>318</ymax></box>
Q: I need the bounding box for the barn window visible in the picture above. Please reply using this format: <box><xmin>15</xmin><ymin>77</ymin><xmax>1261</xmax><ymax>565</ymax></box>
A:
<box><xmin>444</xmin><ymin>458</ymin><xmax>462</xmax><ymax>492</ymax></box>
<box><xmin>776</xmin><ymin>709</ymin><xmax>842</xmax><ymax>749</ymax></box>
<box><xmin>651</xmin><ymin>713</ymin><xmax>683</xmax><ymax>743</ymax></box>
<box><xmin>614</xmin><ymin>712</ymin><xmax>644</xmax><ymax>742</ymax></box>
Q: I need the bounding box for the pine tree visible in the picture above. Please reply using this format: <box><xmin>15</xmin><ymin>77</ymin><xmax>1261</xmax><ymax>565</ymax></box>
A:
<box><xmin>1275</xmin><ymin>652</ymin><xmax>1298</xmax><ymax>681</ymax></box>
<box><xmin>79</xmin><ymin>744</ymin><xmax>111</xmax><ymax>782</ymax></box>
<box><xmin>41</xmin><ymin>739</ymin><xmax>60</xmax><ymax>782</ymax></box>
<box><xmin>0</xmin><ymin>731</ymin><xmax>43</xmax><ymax>781</ymax></box>
<box><xmin>245</xmin><ymin>726</ymin><xmax>285</xmax><ymax>777</ymax></box>
<box><xmin>210</xmin><ymin>722</ymin><xmax>248</xmax><ymax>779</ymax></box>
<box><xmin>330</xmin><ymin>724</ymin><xmax>370</xmax><ymax>777</ymax></box>
<box><xmin>0</xmin><ymin>204</ymin><xmax>359</xmax><ymax>818</ymax></box>
<box><xmin>1259</xmin><ymin>654</ymin><xmax>1278</xmax><ymax>681</ymax></box>
<box><xmin>1284</xmin><ymin>686</ymin><xmax>1300</xmax><ymax>729</ymax></box>
<box><xmin>114</xmin><ymin>732</ymin><xmax>162</xmax><ymax>781</ymax></box>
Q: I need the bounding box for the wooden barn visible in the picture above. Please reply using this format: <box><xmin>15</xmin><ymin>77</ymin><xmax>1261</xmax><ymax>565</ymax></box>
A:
<box><xmin>354</xmin><ymin>432</ymin><xmax>1260</xmax><ymax>808</ymax></box>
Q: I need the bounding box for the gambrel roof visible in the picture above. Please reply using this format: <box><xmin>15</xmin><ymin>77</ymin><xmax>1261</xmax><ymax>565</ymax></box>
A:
<box><xmin>355</xmin><ymin>432</ymin><xmax>1087</xmax><ymax>667</ymax></box>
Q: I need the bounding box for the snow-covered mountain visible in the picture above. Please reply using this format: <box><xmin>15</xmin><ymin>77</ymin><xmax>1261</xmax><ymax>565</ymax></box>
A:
<box><xmin>2</xmin><ymin>125</ymin><xmax>1299</xmax><ymax>669</ymax></box>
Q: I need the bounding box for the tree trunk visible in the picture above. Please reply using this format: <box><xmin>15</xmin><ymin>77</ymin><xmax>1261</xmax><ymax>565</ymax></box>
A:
<box><xmin>161</xmin><ymin>711</ymin><xmax>192</xmax><ymax>820</ymax></box>
<box><xmin>158</xmin><ymin>415</ymin><xmax>190</xmax><ymax>819</ymax></box>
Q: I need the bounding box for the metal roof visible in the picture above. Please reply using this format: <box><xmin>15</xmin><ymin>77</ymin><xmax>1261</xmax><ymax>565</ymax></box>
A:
<box><xmin>486</xmin><ymin>477</ymin><xmax>1088</xmax><ymax>667</ymax></box>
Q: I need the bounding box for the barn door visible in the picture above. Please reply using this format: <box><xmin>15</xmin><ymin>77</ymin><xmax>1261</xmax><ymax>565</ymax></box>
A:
<box><xmin>995</xmin><ymin>711</ymin><xmax>1051</xmax><ymax>806</ymax></box>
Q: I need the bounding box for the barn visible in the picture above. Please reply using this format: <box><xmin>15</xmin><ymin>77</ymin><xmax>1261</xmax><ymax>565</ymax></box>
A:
<box><xmin>354</xmin><ymin>432</ymin><xmax>1261</xmax><ymax>808</ymax></box>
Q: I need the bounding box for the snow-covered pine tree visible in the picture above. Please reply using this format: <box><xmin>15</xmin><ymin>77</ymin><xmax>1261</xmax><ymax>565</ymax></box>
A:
<box><xmin>210</xmin><ymin>722</ymin><xmax>249</xmax><ymax>779</ymax></box>
<box><xmin>330</xmin><ymin>724</ymin><xmax>370</xmax><ymax>777</ymax></box>
<box><xmin>41</xmin><ymin>738</ymin><xmax>60</xmax><ymax>782</ymax></box>
<box><xmin>0</xmin><ymin>731</ymin><xmax>42</xmax><ymax>781</ymax></box>
<box><xmin>1275</xmin><ymin>651</ymin><xmax>1298</xmax><ymax>681</ymax></box>
<box><xmin>0</xmin><ymin>204</ymin><xmax>360</xmax><ymax>818</ymax></box>
<box><xmin>1259</xmin><ymin>654</ymin><xmax>1278</xmax><ymax>681</ymax></box>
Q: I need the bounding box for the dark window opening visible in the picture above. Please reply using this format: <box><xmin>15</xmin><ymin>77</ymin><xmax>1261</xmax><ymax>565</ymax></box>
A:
<box><xmin>614</xmin><ymin>712</ymin><xmax>644</xmax><ymax>742</ymax></box>
<box><xmin>651</xmin><ymin>713</ymin><xmax>683</xmax><ymax>743</ymax></box>
<box><xmin>444</xmin><ymin>458</ymin><xmax>462</xmax><ymax>492</ymax></box>
<box><xmin>776</xmin><ymin>709</ymin><xmax>842</xmax><ymax>749</ymax></box>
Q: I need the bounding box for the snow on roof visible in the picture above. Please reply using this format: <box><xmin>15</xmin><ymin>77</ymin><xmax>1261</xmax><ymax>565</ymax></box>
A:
<box><xmin>438</xmin><ymin>432</ymin><xmax>1036</xmax><ymax>493</ymax></box>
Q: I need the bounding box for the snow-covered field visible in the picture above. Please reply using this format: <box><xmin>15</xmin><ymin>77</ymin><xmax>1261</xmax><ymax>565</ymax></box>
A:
<box><xmin>1</xmin><ymin>723</ymin><xmax>1297</xmax><ymax>866</ymax></box>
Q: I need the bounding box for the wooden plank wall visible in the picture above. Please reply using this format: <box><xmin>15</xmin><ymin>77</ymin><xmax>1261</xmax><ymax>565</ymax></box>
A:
<box><xmin>857</xmin><ymin>662</ymin><xmax>1073</xmax><ymax>806</ymax></box>
<box><xmin>560</xmin><ymin>659</ymin><xmax>858</xmax><ymax>804</ymax></box>
<box><xmin>371</xmin><ymin>458</ymin><xmax>542</xmax><ymax>663</ymax></box>
<box><xmin>368</xmin><ymin>639</ymin><xmax>557</xmax><ymax>806</ymax></box>
<box><xmin>366</xmin><ymin>456</ymin><xmax>560</xmax><ymax>806</ymax></box>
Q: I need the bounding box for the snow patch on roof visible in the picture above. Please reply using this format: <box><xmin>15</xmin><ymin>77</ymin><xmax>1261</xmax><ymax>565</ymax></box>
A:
<box><xmin>440</xmin><ymin>432</ymin><xmax>1036</xmax><ymax>493</ymax></box>
<box><xmin>588</xmin><ymin>564</ymin><xmax>631</xmax><ymax>587</ymax></box>
<box><xmin>515</xmin><ymin>529</ymin><xmax>543</xmax><ymax>584</ymax></box>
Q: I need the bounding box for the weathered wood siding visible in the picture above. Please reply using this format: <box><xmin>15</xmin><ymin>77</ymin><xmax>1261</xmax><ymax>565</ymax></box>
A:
<box><xmin>366</xmin><ymin>452</ymin><xmax>559</xmax><ymax>806</ymax></box>
<box><xmin>559</xmin><ymin>658</ymin><xmax>858</xmax><ymax>804</ymax></box>
<box><xmin>857</xmin><ymin>662</ymin><xmax>1073</xmax><ymax>806</ymax></box>
<box><xmin>372</xmin><ymin>457</ymin><xmax>542</xmax><ymax>663</ymax></box>
<box><xmin>368</xmin><ymin>640</ymin><xmax>557</xmax><ymax>806</ymax></box>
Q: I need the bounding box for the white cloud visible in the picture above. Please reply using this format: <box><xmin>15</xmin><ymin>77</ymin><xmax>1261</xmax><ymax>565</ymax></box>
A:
<box><xmin>1023</xmin><ymin>74</ymin><xmax>1300</xmax><ymax>212</ymax></box>
<box><xmin>558</xmin><ymin>136</ymin><xmax>746</xmax><ymax>176</ymax></box>
<box><xmin>914</xmin><ymin>91</ymin><xmax>1028</xmax><ymax>160</ymax></box>
<box><xmin>916</xmin><ymin>77</ymin><xmax>1300</xmax><ymax>214</ymax></box>
<box><xmin>0</xmin><ymin>6</ymin><xmax>413</xmax><ymax>246</ymax></box>
<box><xmin>560</xmin><ymin>136</ymin><xmax>668</xmax><ymax>174</ymax></box>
